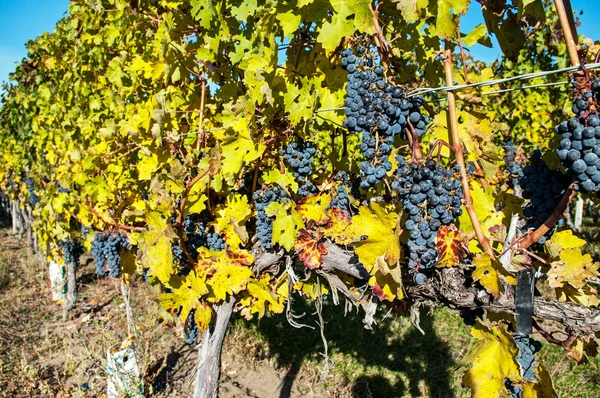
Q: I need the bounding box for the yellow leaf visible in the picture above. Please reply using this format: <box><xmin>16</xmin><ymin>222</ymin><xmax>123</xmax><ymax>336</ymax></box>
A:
<box><xmin>194</xmin><ymin>302</ymin><xmax>213</xmax><ymax>331</ymax></box>
<box><xmin>548</xmin><ymin>248</ymin><xmax>599</xmax><ymax>289</ymax></box>
<box><xmin>137</xmin><ymin>153</ymin><xmax>159</xmax><ymax>180</ymax></box>
<box><xmin>158</xmin><ymin>270</ymin><xmax>209</xmax><ymax>323</ymax></box>
<box><xmin>522</xmin><ymin>363</ymin><xmax>558</xmax><ymax>398</ymax></box>
<box><xmin>321</xmin><ymin>207</ymin><xmax>353</xmax><ymax>244</ymax></box>
<box><xmin>262</xmin><ymin>167</ymin><xmax>299</xmax><ymax>193</ymax></box>
<box><xmin>370</xmin><ymin>255</ymin><xmax>404</xmax><ymax>302</ymax></box>
<box><xmin>240</xmin><ymin>275</ymin><xmax>285</xmax><ymax>319</ymax></box>
<box><xmin>545</xmin><ymin>229</ymin><xmax>586</xmax><ymax>258</ymax></box>
<box><xmin>208</xmin><ymin>263</ymin><xmax>253</xmax><ymax>302</ymax></box>
<box><xmin>140</xmin><ymin>214</ymin><xmax>177</xmax><ymax>284</ymax></box>
<box><xmin>214</xmin><ymin>194</ymin><xmax>252</xmax><ymax>247</ymax></box>
<box><xmin>349</xmin><ymin>203</ymin><xmax>400</xmax><ymax>271</ymax></box>
<box><xmin>436</xmin><ymin>225</ymin><xmax>463</xmax><ymax>267</ymax></box>
<box><xmin>473</xmin><ymin>254</ymin><xmax>515</xmax><ymax>298</ymax></box>
<box><xmin>463</xmin><ymin>322</ymin><xmax>521</xmax><ymax>397</ymax></box>
<box><xmin>296</xmin><ymin>194</ymin><xmax>331</xmax><ymax>225</ymax></box>
<box><xmin>555</xmin><ymin>284</ymin><xmax>600</xmax><ymax>307</ymax></box>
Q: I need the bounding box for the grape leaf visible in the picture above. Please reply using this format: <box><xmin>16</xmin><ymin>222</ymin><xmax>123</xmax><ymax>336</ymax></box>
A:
<box><xmin>321</xmin><ymin>207</ymin><xmax>353</xmax><ymax>244</ymax></box>
<box><xmin>239</xmin><ymin>275</ymin><xmax>285</xmax><ymax>319</ymax></box>
<box><xmin>262</xmin><ymin>167</ymin><xmax>299</xmax><ymax>193</ymax></box>
<box><xmin>158</xmin><ymin>270</ymin><xmax>209</xmax><ymax>324</ymax></box>
<box><xmin>522</xmin><ymin>363</ymin><xmax>558</xmax><ymax>398</ymax></box>
<box><xmin>548</xmin><ymin>248</ymin><xmax>599</xmax><ymax>289</ymax></box>
<box><xmin>555</xmin><ymin>283</ymin><xmax>600</xmax><ymax>307</ymax></box>
<box><xmin>207</xmin><ymin>263</ymin><xmax>253</xmax><ymax>302</ymax></box>
<box><xmin>296</xmin><ymin>194</ymin><xmax>332</xmax><ymax>225</ymax></box>
<box><xmin>140</xmin><ymin>213</ymin><xmax>177</xmax><ymax>285</ymax></box>
<box><xmin>295</xmin><ymin>229</ymin><xmax>327</xmax><ymax>269</ymax></box>
<box><xmin>370</xmin><ymin>255</ymin><xmax>404</xmax><ymax>301</ymax></box>
<box><xmin>266</xmin><ymin>201</ymin><xmax>305</xmax><ymax>251</ymax></box>
<box><xmin>436</xmin><ymin>225</ymin><xmax>463</xmax><ymax>267</ymax></box>
<box><xmin>462</xmin><ymin>24</ymin><xmax>492</xmax><ymax>47</ymax></box>
<box><xmin>348</xmin><ymin>203</ymin><xmax>400</xmax><ymax>270</ymax></box>
<box><xmin>545</xmin><ymin>229</ymin><xmax>586</xmax><ymax>258</ymax></box>
<box><xmin>462</xmin><ymin>322</ymin><xmax>521</xmax><ymax>397</ymax></box>
<box><xmin>213</xmin><ymin>193</ymin><xmax>252</xmax><ymax>247</ymax></box>
<box><xmin>473</xmin><ymin>253</ymin><xmax>515</xmax><ymax>298</ymax></box>
<box><xmin>194</xmin><ymin>302</ymin><xmax>213</xmax><ymax>332</ymax></box>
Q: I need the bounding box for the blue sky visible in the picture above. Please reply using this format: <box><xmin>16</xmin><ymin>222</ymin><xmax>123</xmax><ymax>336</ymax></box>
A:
<box><xmin>0</xmin><ymin>0</ymin><xmax>600</xmax><ymax>84</ymax></box>
<box><xmin>0</xmin><ymin>0</ymin><xmax>69</xmax><ymax>85</ymax></box>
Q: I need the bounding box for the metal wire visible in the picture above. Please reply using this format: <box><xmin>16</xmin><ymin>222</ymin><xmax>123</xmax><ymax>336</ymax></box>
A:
<box><xmin>406</xmin><ymin>62</ymin><xmax>600</xmax><ymax>98</ymax></box>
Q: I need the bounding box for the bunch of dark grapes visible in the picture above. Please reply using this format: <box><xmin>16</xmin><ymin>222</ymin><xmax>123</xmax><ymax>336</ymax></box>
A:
<box><xmin>59</xmin><ymin>239</ymin><xmax>84</xmax><ymax>266</ymax></box>
<box><xmin>519</xmin><ymin>151</ymin><xmax>571</xmax><ymax>244</ymax></box>
<box><xmin>81</xmin><ymin>224</ymin><xmax>90</xmax><ymax>239</ymax></box>
<box><xmin>330</xmin><ymin>171</ymin><xmax>351</xmax><ymax>213</ymax></box>
<box><xmin>391</xmin><ymin>157</ymin><xmax>464</xmax><ymax>285</ymax></box>
<box><xmin>253</xmin><ymin>186</ymin><xmax>289</xmax><ymax>249</ymax></box>
<box><xmin>282</xmin><ymin>140</ymin><xmax>317</xmax><ymax>197</ymax></box>
<box><xmin>183</xmin><ymin>309</ymin><xmax>199</xmax><ymax>344</ymax></box>
<box><xmin>555</xmin><ymin>81</ymin><xmax>600</xmax><ymax>193</ymax></box>
<box><xmin>91</xmin><ymin>231</ymin><xmax>131</xmax><ymax>278</ymax></box>
<box><xmin>505</xmin><ymin>335</ymin><xmax>542</xmax><ymax>398</ymax></box>
<box><xmin>25</xmin><ymin>178</ymin><xmax>38</xmax><ymax>207</ymax></box>
<box><xmin>341</xmin><ymin>46</ymin><xmax>430</xmax><ymax>189</ymax></box>
<box><xmin>172</xmin><ymin>211</ymin><xmax>226</xmax><ymax>263</ymax></box>
<box><xmin>58</xmin><ymin>184</ymin><xmax>71</xmax><ymax>193</ymax></box>
<box><xmin>501</xmin><ymin>140</ymin><xmax>524</xmax><ymax>187</ymax></box>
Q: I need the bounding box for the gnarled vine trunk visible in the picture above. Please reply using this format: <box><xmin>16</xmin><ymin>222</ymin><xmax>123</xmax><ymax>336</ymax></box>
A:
<box><xmin>193</xmin><ymin>296</ymin><xmax>236</xmax><ymax>398</ymax></box>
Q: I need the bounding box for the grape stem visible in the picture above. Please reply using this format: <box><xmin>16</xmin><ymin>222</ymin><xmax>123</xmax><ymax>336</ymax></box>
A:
<box><xmin>427</xmin><ymin>139</ymin><xmax>455</xmax><ymax>162</ymax></box>
<box><xmin>515</xmin><ymin>185</ymin><xmax>577</xmax><ymax>252</ymax></box>
<box><xmin>87</xmin><ymin>203</ymin><xmax>145</xmax><ymax>232</ymax></box>
<box><xmin>176</xmin><ymin>168</ymin><xmax>211</xmax><ymax>226</ymax></box>
<box><xmin>443</xmin><ymin>40</ymin><xmax>496</xmax><ymax>260</ymax></box>
<box><xmin>405</xmin><ymin>119</ymin><xmax>423</xmax><ymax>160</ymax></box>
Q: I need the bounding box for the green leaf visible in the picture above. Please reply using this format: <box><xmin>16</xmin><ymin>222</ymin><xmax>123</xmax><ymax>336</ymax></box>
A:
<box><xmin>462</xmin><ymin>24</ymin><xmax>492</xmax><ymax>47</ymax></box>
<box><xmin>433</xmin><ymin>0</ymin><xmax>470</xmax><ymax>39</ymax></box>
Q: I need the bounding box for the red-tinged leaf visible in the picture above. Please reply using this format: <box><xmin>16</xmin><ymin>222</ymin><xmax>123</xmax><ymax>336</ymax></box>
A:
<box><xmin>372</xmin><ymin>283</ymin><xmax>386</xmax><ymax>301</ymax></box>
<box><xmin>436</xmin><ymin>225</ymin><xmax>463</xmax><ymax>267</ymax></box>
<box><xmin>321</xmin><ymin>207</ymin><xmax>353</xmax><ymax>244</ymax></box>
<box><xmin>226</xmin><ymin>247</ymin><xmax>255</xmax><ymax>266</ymax></box>
<box><xmin>295</xmin><ymin>229</ymin><xmax>328</xmax><ymax>269</ymax></box>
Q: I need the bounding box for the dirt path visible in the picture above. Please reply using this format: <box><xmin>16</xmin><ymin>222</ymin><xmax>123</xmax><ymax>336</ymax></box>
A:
<box><xmin>0</xmin><ymin>229</ymin><xmax>316</xmax><ymax>398</ymax></box>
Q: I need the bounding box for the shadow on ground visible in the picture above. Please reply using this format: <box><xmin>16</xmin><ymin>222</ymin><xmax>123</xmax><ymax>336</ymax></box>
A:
<box><xmin>237</xmin><ymin>298</ymin><xmax>457</xmax><ymax>398</ymax></box>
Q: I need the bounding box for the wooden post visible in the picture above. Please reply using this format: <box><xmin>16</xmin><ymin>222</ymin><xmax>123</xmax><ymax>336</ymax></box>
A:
<box><xmin>554</xmin><ymin>0</ymin><xmax>580</xmax><ymax>67</ymax></box>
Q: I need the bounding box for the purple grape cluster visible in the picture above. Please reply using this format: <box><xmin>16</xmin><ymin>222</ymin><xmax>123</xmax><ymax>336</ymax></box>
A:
<box><xmin>283</xmin><ymin>140</ymin><xmax>317</xmax><ymax>197</ymax></box>
<box><xmin>172</xmin><ymin>211</ymin><xmax>226</xmax><ymax>264</ymax></box>
<box><xmin>253</xmin><ymin>186</ymin><xmax>289</xmax><ymax>249</ymax></box>
<box><xmin>519</xmin><ymin>150</ymin><xmax>571</xmax><ymax>244</ymax></box>
<box><xmin>330</xmin><ymin>171</ymin><xmax>351</xmax><ymax>213</ymax></box>
<box><xmin>183</xmin><ymin>309</ymin><xmax>199</xmax><ymax>344</ymax></box>
<box><xmin>341</xmin><ymin>46</ymin><xmax>430</xmax><ymax>190</ymax></box>
<box><xmin>59</xmin><ymin>238</ymin><xmax>84</xmax><ymax>267</ymax></box>
<box><xmin>392</xmin><ymin>158</ymin><xmax>463</xmax><ymax>285</ymax></box>
<box><xmin>91</xmin><ymin>231</ymin><xmax>131</xmax><ymax>278</ymax></box>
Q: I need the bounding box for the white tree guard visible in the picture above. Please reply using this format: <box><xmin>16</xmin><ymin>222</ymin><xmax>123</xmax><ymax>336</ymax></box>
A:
<box><xmin>49</xmin><ymin>260</ymin><xmax>66</xmax><ymax>302</ymax></box>
<box><xmin>107</xmin><ymin>344</ymin><xmax>144</xmax><ymax>398</ymax></box>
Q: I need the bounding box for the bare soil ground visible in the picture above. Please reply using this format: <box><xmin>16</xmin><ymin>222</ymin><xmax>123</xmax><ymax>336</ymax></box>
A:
<box><xmin>0</xmin><ymin>228</ymin><xmax>313</xmax><ymax>398</ymax></box>
<box><xmin>0</xmin><ymin>226</ymin><xmax>599</xmax><ymax>398</ymax></box>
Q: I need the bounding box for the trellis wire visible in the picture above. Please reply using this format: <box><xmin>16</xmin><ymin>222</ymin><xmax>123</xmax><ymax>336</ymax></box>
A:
<box><xmin>406</xmin><ymin>62</ymin><xmax>600</xmax><ymax>97</ymax></box>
